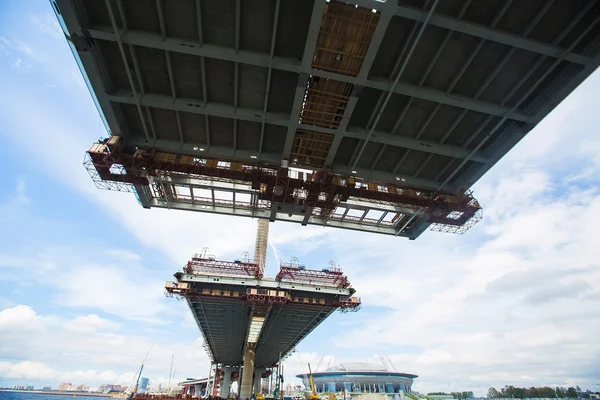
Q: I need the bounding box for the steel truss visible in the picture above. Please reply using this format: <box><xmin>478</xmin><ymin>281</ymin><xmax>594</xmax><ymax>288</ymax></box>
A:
<box><xmin>185</xmin><ymin>256</ymin><xmax>263</xmax><ymax>280</ymax></box>
<box><xmin>165</xmin><ymin>281</ymin><xmax>360</xmax><ymax>313</ymax></box>
<box><xmin>205</xmin><ymin>363</ymin><xmax>223</xmax><ymax>398</ymax></box>
<box><xmin>85</xmin><ymin>136</ymin><xmax>482</xmax><ymax>236</ymax></box>
<box><xmin>275</xmin><ymin>263</ymin><xmax>349</xmax><ymax>288</ymax></box>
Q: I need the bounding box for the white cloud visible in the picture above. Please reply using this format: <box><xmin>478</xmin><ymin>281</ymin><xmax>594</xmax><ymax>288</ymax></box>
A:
<box><xmin>0</xmin><ymin>361</ymin><xmax>57</xmax><ymax>380</ymax></box>
<box><xmin>54</xmin><ymin>264</ymin><xmax>168</xmax><ymax>320</ymax></box>
<box><xmin>105</xmin><ymin>249</ymin><xmax>143</xmax><ymax>263</ymax></box>
<box><xmin>0</xmin><ymin>305</ymin><xmax>209</xmax><ymax>388</ymax></box>
<box><xmin>0</xmin><ymin>246</ymin><xmax>170</xmax><ymax>321</ymax></box>
<box><xmin>0</xmin><ymin>305</ymin><xmax>44</xmax><ymax>332</ymax></box>
<box><xmin>64</xmin><ymin>314</ymin><xmax>121</xmax><ymax>334</ymax></box>
<box><xmin>30</xmin><ymin>14</ymin><xmax>63</xmax><ymax>40</ymax></box>
<box><xmin>0</xmin><ymin>36</ymin><xmax>39</xmax><ymax>72</ymax></box>
<box><xmin>13</xmin><ymin>178</ymin><xmax>30</xmax><ymax>205</ymax></box>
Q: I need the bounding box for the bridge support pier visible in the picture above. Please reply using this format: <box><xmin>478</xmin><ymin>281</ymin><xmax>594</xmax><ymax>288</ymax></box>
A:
<box><xmin>220</xmin><ymin>367</ymin><xmax>233</xmax><ymax>399</ymax></box>
<box><xmin>253</xmin><ymin>368</ymin><xmax>265</xmax><ymax>396</ymax></box>
<box><xmin>239</xmin><ymin>347</ymin><xmax>255</xmax><ymax>400</ymax></box>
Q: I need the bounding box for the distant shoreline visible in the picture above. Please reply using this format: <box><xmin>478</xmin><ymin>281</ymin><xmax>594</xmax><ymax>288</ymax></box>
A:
<box><xmin>0</xmin><ymin>390</ymin><xmax>114</xmax><ymax>397</ymax></box>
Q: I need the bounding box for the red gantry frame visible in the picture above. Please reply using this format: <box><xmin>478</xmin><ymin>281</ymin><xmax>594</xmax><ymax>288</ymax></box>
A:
<box><xmin>275</xmin><ymin>261</ymin><xmax>349</xmax><ymax>288</ymax></box>
<box><xmin>85</xmin><ymin>136</ymin><xmax>482</xmax><ymax>237</ymax></box>
<box><xmin>185</xmin><ymin>254</ymin><xmax>264</xmax><ymax>279</ymax></box>
<box><xmin>166</xmin><ymin>256</ymin><xmax>361</xmax><ymax>312</ymax></box>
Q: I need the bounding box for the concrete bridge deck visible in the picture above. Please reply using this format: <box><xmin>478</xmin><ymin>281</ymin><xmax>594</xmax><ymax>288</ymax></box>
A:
<box><xmin>54</xmin><ymin>0</ymin><xmax>600</xmax><ymax>238</ymax></box>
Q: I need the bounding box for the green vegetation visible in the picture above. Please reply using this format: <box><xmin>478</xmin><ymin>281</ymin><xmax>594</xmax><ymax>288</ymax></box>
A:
<box><xmin>425</xmin><ymin>393</ymin><xmax>474</xmax><ymax>400</ymax></box>
<box><xmin>452</xmin><ymin>392</ymin><xmax>475</xmax><ymax>399</ymax></box>
<box><xmin>487</xmin><ymin>386</ymin><xmax>583</xmax><ymax>398</ymax></box>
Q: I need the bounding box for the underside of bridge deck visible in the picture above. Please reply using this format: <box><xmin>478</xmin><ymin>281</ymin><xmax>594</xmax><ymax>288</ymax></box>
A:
<box><xmin>55</xmin><ymin>0</ymin><xmax>600</xmax><ymax>238</ymax></box>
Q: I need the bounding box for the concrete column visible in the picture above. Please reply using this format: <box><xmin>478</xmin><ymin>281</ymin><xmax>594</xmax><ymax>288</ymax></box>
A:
<box><xmin>221</xmin><ymin>367</ymin><xmax>232</xmax><ymax>399</ymax></box>
<box><xmin>253</xmin><ymin>369</ymin><xmax>264</xmax><ymax>395</ymax></box>
<box><xmin>239</xmin><ymin>348</ymin><xmax>255</xmax><ymax>400</ymax></box>
<box><xmin>254</xmin><ymin>219</ymin><xmax>269</xmax><ymax>274</ymax></box>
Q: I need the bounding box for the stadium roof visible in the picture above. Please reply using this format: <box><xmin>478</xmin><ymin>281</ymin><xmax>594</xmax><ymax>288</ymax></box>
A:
<box><xmin>327</xmin><ymin>362</ymin><xmax>388</xmax><ymax>372</ymax></box>
<box><xmin>298</xmin><ymin>362</ymin><xmax>418</xmax><ymax>379</ymax></box>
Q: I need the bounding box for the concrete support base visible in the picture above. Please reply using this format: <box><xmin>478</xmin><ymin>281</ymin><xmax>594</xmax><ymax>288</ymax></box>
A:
<box><xmin>253</xmin><ymin>368</ymin><xmax>265</xmax><ymax>395</ymax></box>
<box><xmin>239</xmin><ymin>347</ymin><xmax>255</xmax><ymax>400</ymax></box>
<box><xmin>220</xmin><ymin>367</ymin><xmax>233</xmax><ymax>399</ymax></box>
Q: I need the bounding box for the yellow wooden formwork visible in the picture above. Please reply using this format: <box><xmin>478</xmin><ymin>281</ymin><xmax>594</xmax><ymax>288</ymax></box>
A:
<box><xmin>312</xmin><ymin>2</ymin><xmax>380</xmax><ymax>77</ymax></box>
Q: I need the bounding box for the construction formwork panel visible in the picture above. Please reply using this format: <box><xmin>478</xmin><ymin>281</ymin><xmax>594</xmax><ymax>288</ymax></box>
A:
<box><xmin>313</xmin><ymin>2</ymin><xmax>381</xmax><ymax>76</ymax></box>
<box><xmin>299</xmin><ymin>77</ymin><xmax>354</xmax><ymax>129</ymax></box>
<box><xmin>290</xmin><ymin>129</ymin><xmax>335</xmax><ymax>168</ymax></box>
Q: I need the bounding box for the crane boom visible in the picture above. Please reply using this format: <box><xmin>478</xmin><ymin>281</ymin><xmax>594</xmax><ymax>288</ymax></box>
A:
<box><xmin>307</xmin><ymin>363</ymin><xmax>318</xmax><ymax>400</ymax></box>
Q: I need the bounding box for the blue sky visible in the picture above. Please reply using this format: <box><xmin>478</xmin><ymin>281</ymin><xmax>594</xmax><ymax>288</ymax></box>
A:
<box><xmin>1</xmin><ymin>0</ymin><xmax>600</xmax><ymax>395</ymax></box>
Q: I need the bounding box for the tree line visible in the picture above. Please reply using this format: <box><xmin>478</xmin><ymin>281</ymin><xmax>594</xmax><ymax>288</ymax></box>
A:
<box><xmin>487</xmin><ymin>386</ymin><xmax>583</xmax><ymax>398</ymax></box>
<box><xmin>427</xmin><ymin>392</ymin><xmax>475</xmax><ymax>399</ymax></box>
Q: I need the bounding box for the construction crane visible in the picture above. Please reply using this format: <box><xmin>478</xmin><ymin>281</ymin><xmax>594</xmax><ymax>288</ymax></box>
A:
<box><xmin>306</xmin><ymin>363</ymin><xmax>319</xmax><ymax>400</ymax></box>
<box><xmin>126</xmin><ymin>344</ymin><xmax>153</xmax><ymax>399</ymax></box>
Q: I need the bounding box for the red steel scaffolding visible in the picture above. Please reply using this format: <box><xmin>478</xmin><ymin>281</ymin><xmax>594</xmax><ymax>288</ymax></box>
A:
<box><xmin>185</xmin><ymin>256</ymin><xmax>263</xmax><ymax>279</ymax></box>
<box><xmin>166</xmin><ymin>256</ymin><xmax>360</xmax><ymax>311</ymax></box>
<box><xmin>275</xmin><ymin>261</ymin><xmax>349</xmax><ymax>288</ymax></box>
<box><xmin>85</xmin><ymin>136</ymin><xmax>482</xmax><ymax>233</ymax></box>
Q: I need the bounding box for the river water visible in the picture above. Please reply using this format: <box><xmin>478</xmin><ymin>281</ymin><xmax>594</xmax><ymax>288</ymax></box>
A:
<box><xmin>0</xmin><ymin>393</ymin><xmax>112</xmax><ymax>400</ymax></box>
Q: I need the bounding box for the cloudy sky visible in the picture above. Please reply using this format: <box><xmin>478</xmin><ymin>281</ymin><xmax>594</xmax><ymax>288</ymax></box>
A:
<box><xmin>1</xmin><ymin>0</ymin><xmax>600</xmax><ymax>396</ymax></box>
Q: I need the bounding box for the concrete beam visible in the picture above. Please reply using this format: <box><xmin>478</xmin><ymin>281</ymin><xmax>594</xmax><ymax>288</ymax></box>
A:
<box><xmin>330</xmin><ymin>164</ymin><xmax>439</xmax><ymax>190</ymax></box>
<box><xmin>282</xmin><ymin>73</ymin><xmax>310</xmax><ymax>159</ymax></box>
<box><xmin>88</xmin><ymin>26</ymin><xmax>301</xmax><ymax>73</ymax></box>
<box><xmin>459</xmin><ymin>51</ymin><xmax>600</xmax><ymax>191</ymax></box>
<box><xmin>87</xmin><ymin>26</ymin><xmax>534</xmax><ymax>122</ymax></box>
<box><xmin>335</xmin><ymin>74</ymin><xmax>535</xmax><ymax>123</ymax></box>
<box><xmin>125</xmin><ymin>136</ymin><xmax>282</xmax><ymax>165</ymax></box>
<box><xmin>179</xmin><ymin>273</ymin><xmax>352</xmax><ymax>295</ymax></box>
<box><xmin>125</xmin><ymin>137</ymin><xmax>444</xmax><ymax>190</ymax></box>
<box><xmin>394</xmin><ymin>5</ymin><xmax>590</xmax><ymax>65</ymax></box>
<box><xmin>324</xmin><ymin>134</ymin><xmax>343</xmax><ymax>167</ymax></box>
<box><xmin>109</xmin><ymin>92</ymin><xmax>490</xmax><ymax>163</ymax></box>
<box><xmin>282</xmin><ymin>0</ymin><xmax>327</xmax><ymax>158</ymax></box>
<box><xmin>106</xmin><ymin>91</ymin><xmax>289</xmax><ymax>126</ymax></box>
<box><xmin>53</xmin><ymin>3</ymin><xmax>125</xmax><ymax>137</ymax></box>
<box><xmin>239</xmin><ymin>348</ymin><xmax>255</xmax><ymax>400</ymax></box>
<box><xmin>344</xmin><ymin>126</ymin><xmax>490</xmax><ymax>163</ymax></box>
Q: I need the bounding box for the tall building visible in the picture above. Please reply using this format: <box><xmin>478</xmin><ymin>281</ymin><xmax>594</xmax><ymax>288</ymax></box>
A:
<box><xmin>99</xmin><ymin>384</ymin><xmax>125</xmax><ymax>393</ymax></box>
<box><xmin>138</xmin><ymin>377</ymin><xmax>150</xmax><ymax>394</ymax></box>
<box><xmin>58</xmin><ymin>383</ymin><xmax>89</xmax><ymax>392</ymax></box>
